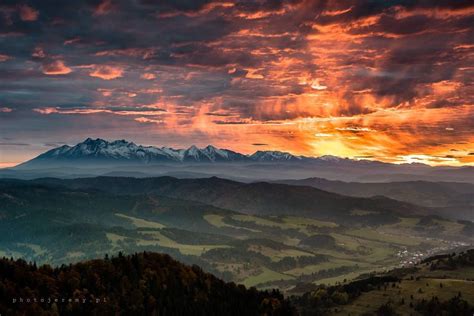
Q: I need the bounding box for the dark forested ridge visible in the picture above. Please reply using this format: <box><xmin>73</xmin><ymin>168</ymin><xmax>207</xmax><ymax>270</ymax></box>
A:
<box><xmin>275</xmin><ymin>178</ymin><xmax>474</xmax><ymax>221</ymax></box>
<box><xmin>0</xmin><ymin>252</ymin><xmax>294</xmax><ymax>316</ymax></box>
<box><xmin>14</xmin><ymin>176</ymin><xmax>428</xmax><ymax>222</ymax></box>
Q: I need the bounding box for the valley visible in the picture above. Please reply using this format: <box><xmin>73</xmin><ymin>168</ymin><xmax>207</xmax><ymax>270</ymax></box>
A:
<box><xmin>293</xmin><ymin>249</ymin><xmax>474</xmax><ymax>315</ymax></box>
<box><xmin>1</xmin><ymin>176</ymin><xmax>472</xmax><ymax>292</ymax></box>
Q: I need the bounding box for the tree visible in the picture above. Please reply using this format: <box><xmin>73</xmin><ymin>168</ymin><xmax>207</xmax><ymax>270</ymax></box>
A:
<box><xmin>377</xmin><ymin>302</ymin><xmax>397</xmax><ymax>316</ymax></box>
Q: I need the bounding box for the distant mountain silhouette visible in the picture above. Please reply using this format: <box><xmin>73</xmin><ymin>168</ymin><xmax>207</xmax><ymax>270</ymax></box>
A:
<box><xmin>275</xmin><ymin>177</ymin><xmax>474</xmax><ymax>221</ymax></box>
<box><xmin>14</xmin><ymin>138</ymin><xmax>398</xmax><ymax>167</ymax></box>
<box><xmin>7</xmin><ymin>138</ymin><xmax>474</xmax><ymax>184</ymax></box>
<box><xmin>27</xmin><ymin>176</ymin><xmax>429</xmax><ymax>224</ymax></box>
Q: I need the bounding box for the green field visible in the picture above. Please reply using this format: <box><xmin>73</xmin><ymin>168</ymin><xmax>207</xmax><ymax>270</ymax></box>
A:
<box><xmin>13</xmin><ymin>210</ymin><xmax>467</xmax><ymax>290</ymax></box>
<box><xmin>204</xmin><ymin>214</ymin><xmax>260</xmax><ymax>232</ymax></box>
<box><xmin>292</xmin><ymin>251</ymin><xmax>474</xmax><ymax>315</ymax></box>
<box><xmin>242</xmin><ymin>267</ymin><xmax>295</xmax><ymax>287</ymax></box>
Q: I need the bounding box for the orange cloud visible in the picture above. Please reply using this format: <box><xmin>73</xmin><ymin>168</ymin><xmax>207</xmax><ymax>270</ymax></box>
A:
<box><xmin>19</xmin><ymin>5</ymin><xmax>39</xmax><ymax>21</ymax></box>
<box><xmin>0</xmin><ymin>162</ymin><xmax>19</xmax><ymax>168</ymax></box>
<box><xmin>141</xmin><ymin>73</ymin><xmax>156</xmax><ymax>80</ymax></box>
<box><xmin>32</xmin><ymin>47</ymin><xmax>46</xmax><ymax>59</ymax></box>
<box><xmin>42</xmin><ymin>60</ymin><xmax>72</xmax><ymax>75</ymax></box>
<box><xmin>94</xmin><ymin>0</ymin><xmax>113</xmax><ymax>16</ymax></box>
<box><xmin>33</xmin><ymin>106</ymin><xmax>167</xmax><ymax>117</ymax></box>
<box><xmin>134</xmin><ymin>117</ymin><xmax>164</xmax><ymax>124</ymax></box>
<box><xmin>0</xmin><ymin>107</ymin><xmax>13</xmax><ymax>113</ymax></box>
<box><xmin>95</xmin><ymin>48</ymin><xmax>156</xmax><ymax>59</ymax></box>
<box><xmin>89</xmin><ymin>65</ymin><xmax>124</xmax><ymax>80</ymax></box>
<box><xmin>0</xmin><ymin>54</ymin><xmax>11</xmax><ymax>62</ymax></box>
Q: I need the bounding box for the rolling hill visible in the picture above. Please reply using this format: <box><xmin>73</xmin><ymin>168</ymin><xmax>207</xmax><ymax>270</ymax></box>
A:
<box><xmin>276</xmin><ymin>178</ymin><xmax>474</xmax><ymax>221</ymax></box>
<box><xmin>22</xmin><ymin>176</ymin><xmax>429</xmax><ymax>224</ymax></box>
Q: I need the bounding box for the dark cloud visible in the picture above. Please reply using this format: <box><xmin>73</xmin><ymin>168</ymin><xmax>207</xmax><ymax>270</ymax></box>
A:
<box><xmin>205</xmin><ymin>112</ymin><xmax>234</xmax><ymax>117</ymax></box>
<box><xmin>0</xmin><ymin>142</ymin><xmax>30</xmax><ymax>146</ymax></box>
<box><xmin>0</xmin><ymin>0</ymin><xmax>473</xmax><ymax>164</ymax></box>
<box><xmin>139</xmin><ymin>0</ymin><xmax>214</xmax><ymax>12</ymax></box>
<box><xmin>212</xmin><ymin>120</ymin><xmax>249</xmax><ymax>125</ymax></box>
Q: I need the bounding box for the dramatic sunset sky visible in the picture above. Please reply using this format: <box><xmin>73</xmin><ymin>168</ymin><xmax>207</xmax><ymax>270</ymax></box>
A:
<box><xmin>0</xmin><ymin>0</ymin><xmax>473</xmax><ymax>167</ymax></box>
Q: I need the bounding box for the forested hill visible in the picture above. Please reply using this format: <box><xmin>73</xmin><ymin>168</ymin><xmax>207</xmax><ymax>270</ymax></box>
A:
<box><xmin>0</xmin><ymin>252</ymin><xmax>294</xmax><ymax>316</ymax></box>
<box><xmin>292</xmin><ymin>249</ymin><xmax>474</xmax><ymax>315</ymax></box>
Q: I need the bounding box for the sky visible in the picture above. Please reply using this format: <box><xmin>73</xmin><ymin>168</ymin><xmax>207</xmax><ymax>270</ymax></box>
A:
<box><xmin>0</xmin><ymin>0</ymin><xmax>473</xmax><ymax>167</ymax></box>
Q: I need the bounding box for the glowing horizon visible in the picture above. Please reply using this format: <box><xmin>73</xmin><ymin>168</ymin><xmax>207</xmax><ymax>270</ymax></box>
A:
<box><xmin>1</xmin><ymin>1</ymin><xmax>473</xmax><ymax>167</ymax></box>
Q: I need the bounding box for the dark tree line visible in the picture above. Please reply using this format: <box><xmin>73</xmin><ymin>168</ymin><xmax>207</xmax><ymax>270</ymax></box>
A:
<box><xmin>291</xmin><ymin>276</ymin><xmax>399</xmax><ymax>315</ymax></box>
<box><xmin>0</xmin><ymin>252</ymin><xmax>294</xmax><ymax>316</ymax></box>
<box><xmin>415</xmin><ymin>296</ymin><xmax>474</xmax><ymax>316</ymax></box>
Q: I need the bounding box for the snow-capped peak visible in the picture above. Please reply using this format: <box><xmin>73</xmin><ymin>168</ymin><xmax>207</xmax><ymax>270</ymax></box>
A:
<box><xmin>250</xmin><ymin>150</ymin><xmax>302</xmax><ymax>162</ymax></box>
<box><xmin>317</xmin><ymin>155</ymin><xmax>344</xmax><ymax>162</ymax></box>
<box><xmin>24</xmin><ymin>138</ymin><xmax>351</xmax><ymax>166</ymax></box>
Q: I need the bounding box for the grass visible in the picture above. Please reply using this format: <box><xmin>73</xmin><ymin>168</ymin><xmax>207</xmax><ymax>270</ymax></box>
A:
<box><xmin>285</xmin><ymin>259</ymin><xmax>372</xmax><ymax>276</ymax></box>
<box><xmin>137</xmin><ymin>230</ymin><xmax>229</xmax><ymax>256</ymax></box>
<box><xmin>350</xmin><ymin>209</ymin><xmax>379</xmax><ymax>216</ymax></box>
<box><xmin>49</xmin><ymin>211</ymin><xmax>474</xmax><ymax>291</ymax></box>
<box><xmin>204</xmin><ymin>214</ymin><xmax>260</xmax><ymax>232</ymax></box>
<box><xmin>419</xmin><ymin>266</ymin><xmax>474</xmax><ymax>280</ymax></box>
<box><xmin>345</xmin><ymin>228</ymin><xmax>422</xmax><ymax>246</ymax></box>
<box><xmin>337</xmin><ymin>277</ymin><xmax>474</xmax><ymax>315</ymax></box>
<box><xmin>384</xmin><ymin>217</ymin><xmax>463</xmax><ymax>237</ymax></box>
<box><xmin>283</xmin><ymin>216</ymin><xmax>338</xmax><ymax>228</ymax></box>
<box><xmin>385</xmin><ymin>217</ymin><xmax>419</xmax><ymax>229</ymax></box>
<box><xmin>313</xmin><ymin>268</ymin><xmax>382</xmax><ymax>286</ymax></box>
<box><xmin>330</xmin><ymin>233</ymin><xmax>364</xmax><ymax>251</ymax></box>
<box><xmin>434</xmin><ymin>219</ymin><xmax>465</xmax><ymax>235</ymax></box>
<box><xmin>247</xmin><ymin>244</ymin><xmax>313</xmax><ymax>262</ymax></box>
<box><xmin>327</xmin><ymin>262</ymin><xmax>474</xmax><ymax>315</ymax></box>
<box><xmin>324</xmin><ymin>233</ymin><xmax>397</xmax><ymax>263</ymax></box>
<box><xmin>115</xmin><ymin>213</ymin><xmax>165</xmax><ymax>229</ymax></box>
<box><xmin>242</xmin><ymin>267</ymin><xmax>294</xmax><ymax>287</ymax></box>
<box><xmin>231</xmin><ymin>214</ymin><xmax>284</xmax><ymax>228</ymax></box>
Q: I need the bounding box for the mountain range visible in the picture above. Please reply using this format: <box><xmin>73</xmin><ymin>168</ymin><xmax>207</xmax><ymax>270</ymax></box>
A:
<box><xmin>17</xmin><ymin>138</ymin><xmax>311</xmax><ymax>166</ymax></box>
<box><xmin>276</xmin><ymin>178</ymin><xmax>474</xmax><ymax>221</ymax></box>
<box><xmin>23</xmin><ymin>176</ymin><xmax>427</xmax><ymax>224</ymax></box>
<box><xmin>3</xmin><ymin>138</ymin><xmax>473</xmax><ymax>183</ymax></box>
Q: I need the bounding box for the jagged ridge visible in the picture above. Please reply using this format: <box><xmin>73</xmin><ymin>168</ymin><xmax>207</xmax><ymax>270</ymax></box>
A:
<box><xmin>21</xmin><ymin>138</ymin><xmax>346</xmax><ymax>165</ymax></box>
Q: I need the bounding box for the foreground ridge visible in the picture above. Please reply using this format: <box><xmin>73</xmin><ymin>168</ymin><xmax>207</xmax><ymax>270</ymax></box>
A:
<box><xmin>0</xmin><ymin>251</ymin><xmax>293</xmax><ymax>316</ymax></box>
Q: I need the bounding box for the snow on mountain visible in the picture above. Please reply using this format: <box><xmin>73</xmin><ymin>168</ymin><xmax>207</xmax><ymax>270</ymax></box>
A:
<box><xmin>20</xmin><ymin>138</ymin><xmax>351</xmax><ymax>166</ymax></box>
<box><xmin>201</xmin><ymin>145</ymin><xmax>248</xmax><ymax>162</ymax></box>
<box><xmin>29</xmin><ymin>138</ymin><xmax>252</xmax><ymax>164</ymax></box>
<box><xmin>317</xmin><ymin>155</ymin><xmax>344</xmax><ymax>162</ymax></box>
<box><xmin>37</xmin><ymin>138</ymin><xmax>175</xmax><ymax>162</ymax></box>
<box><xmin>250</xmin><ymin>150</ymin><xmax>303</xmax><ymax>162</ymax></box>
